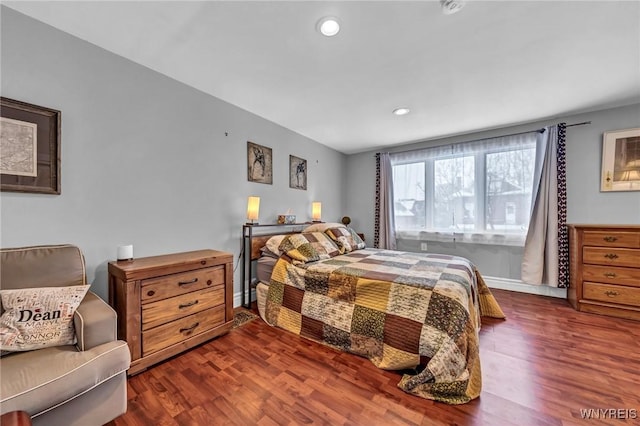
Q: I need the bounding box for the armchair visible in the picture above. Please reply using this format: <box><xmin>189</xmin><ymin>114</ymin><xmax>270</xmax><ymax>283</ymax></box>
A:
<box><xmin>0</xmin><ymin>245</ymin><xmax>131</xmax><ymax>426</ymax></box>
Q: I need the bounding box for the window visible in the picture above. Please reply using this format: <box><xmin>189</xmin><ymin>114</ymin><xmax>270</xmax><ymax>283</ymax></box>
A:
<box><xmin>390</xmin><ymin>133</ymin><xmax>539</xmax><ymax>245</ymax></box>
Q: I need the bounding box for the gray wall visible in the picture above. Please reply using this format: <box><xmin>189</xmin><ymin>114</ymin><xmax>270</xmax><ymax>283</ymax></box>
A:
<box><xmin>345</xmin><ymin>103</ymin><xmax>640</xmax><ymax>281</ymax></box>
<box><xmin>3</xmin><ymin>7</ymin><xmax>639</xmax><ymax>294</ymax></box>
<box><xmin>0</xmin><ymin>8</ymin><xmax>346</xmax><ymax>302</ymax></box>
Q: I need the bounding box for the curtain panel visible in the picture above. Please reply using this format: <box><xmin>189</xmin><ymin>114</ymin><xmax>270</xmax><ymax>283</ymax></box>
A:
<box><xmin>557</xmin><ymin>124</ymin><xmax>569</xmax><ymax>288</ymax></box>
<box><xmin>374</xmin><ymin>153</ymin><xmax>381</xmax><ymax>248</ymax></box>
<box><xmin>374</xmin><ymin>153</ymin><xmax>397</xmax><ymax>249</ymax></box>
<box><xmin>521</xmin><ymin>123</ymin><xmax>568</xmax><ymax>287</ymax></box>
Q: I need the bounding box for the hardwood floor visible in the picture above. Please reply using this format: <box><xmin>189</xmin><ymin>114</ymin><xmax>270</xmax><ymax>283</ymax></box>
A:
<box><xmin>106</xmin><ymin>290</ymin><xmax>640</xmax><ymax>426</ymax></box>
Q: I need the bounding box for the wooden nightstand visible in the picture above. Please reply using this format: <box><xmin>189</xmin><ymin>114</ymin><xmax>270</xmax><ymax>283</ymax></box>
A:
<box><xmin>108</xmin><ymin>250</ymin><xmax>234</xmax><ymax>375</ymax></box>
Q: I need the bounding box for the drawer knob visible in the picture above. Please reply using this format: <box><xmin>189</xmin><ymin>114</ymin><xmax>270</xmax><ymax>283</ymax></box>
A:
<box><xmin>604</xmin><ymin>253</ymin><xmax>619</xmax><ymax>260</ymax></box>
<box><xmin>178</xmin><ymin>278</ymin><xmax>198</xmax><ymax>286</ymax></box>
<box><xmin>180</xmin><ymin>322</ymin><xmax>200</xmax><ymax>334</ymax></box>
<box><xmin>604</xmin><ymin>290</ymin><xmax>619</xmax><ymax>297</ymax></box>
<box><xmin>604</xmin><ymin>272</ymin><xmax>617</xmax><ymax>278</ymax></box>
<box><xmin>603</xmin><ymin>236</ymin><xmax>618</xmax><ymax>242</ymax></box>
<box><xmin>179</xmin><ymin>300</ymin><xmax>199</xmax><ymax>309</ymax></box>
<box><xmin>147</xmin><ymin>290</ymin><xmax>156</xmax><ymax>297</ymax></box>
<box><xmin>207</xmin><ymin>280</ymin><xmax>212</xmax><ymax>285</ymax></box>
<box><xmin>201</xmin><ymin>260</ymin><xmax>207</xmax><ymax>265</ymax></box>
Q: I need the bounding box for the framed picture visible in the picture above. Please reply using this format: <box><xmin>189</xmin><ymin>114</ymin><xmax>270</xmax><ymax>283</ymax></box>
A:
<box><xmin>247</xmin><ymin>141</ymin><xmax>272</xmax><ymax>184</ymax></box>
<box><xmin>1</xmin><ymin>97</ymin><xmax>61</xmax><ymax>194</ymax></box>
<box><xmin>601</xmin><ymin>128</ymin><xmax>640</xmax><ymax>192</ymax></box>
<box><xmin>289</xmin><ymin>155</ymin><xmax>307</xmax><ymax>190</ymax></box>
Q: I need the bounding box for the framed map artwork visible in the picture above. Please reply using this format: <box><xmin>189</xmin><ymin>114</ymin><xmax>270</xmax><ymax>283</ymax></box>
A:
<box><xmin>1</xmin><ymin>97</ymin><xmax>61</xmax><ymax>194</ymax></box>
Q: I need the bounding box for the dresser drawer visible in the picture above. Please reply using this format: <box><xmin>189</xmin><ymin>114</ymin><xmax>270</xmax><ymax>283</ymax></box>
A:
<box><xmin>142</xmin><ymin>306</ymin><xmax>226</xmax><ymax>356</ymax></box>
<box><xmin>582</xmin><ymin>247</ymin><xmax>640</xmax><ymax>268</ymax></box>
<box><xmin>583</xmin><ymin>231</ymin><xmax>640</xmax><ymax>248</ymax></box>
<box><xmin>141</xmin><ymin>266</ymin><xmax>225</xmax><ymax>303</ymax></box>
<box><xmin>583</xmin><ymin>265</ymin><xmax>640</xmax><ymax>288</ymax></box>
<box><xmin>141</xmin><ymin>285</ymin><xmax>225</xmax><ymax>331</ymax></box>
<box><xmin>583</xmin><ymin>282</ymin><xmax>640</xmax><ymax>307</ymax></box>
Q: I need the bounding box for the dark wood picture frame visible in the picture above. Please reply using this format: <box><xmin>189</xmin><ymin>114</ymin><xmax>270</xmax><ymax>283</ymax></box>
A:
<box><xmin>289</xmin><ymin>155</ymin><xmax>307</xmax><ymax>190</ymax></box>
<box><xmin>1</xmin><ymin>97</ymin><xmax>61</xmax><ymax>194</ymax></box>
<box><xmin>247</xmin><ymin>141</ymin><xmax>272</xmax><ymax>185</ymax></box>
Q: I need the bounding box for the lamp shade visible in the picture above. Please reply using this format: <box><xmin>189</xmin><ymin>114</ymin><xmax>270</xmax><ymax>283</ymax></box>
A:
<box><xmin>620</xmin><ymin>160</ymin><xmax>640</xmax><ymax>182</ymax></box>
<box><xmin>247</xmin><ymin>196</ymin><xmax>260</xmax><ymax>224</ymax></box>
<box><xmin>312</xmin><ymin>202</ymin><xmax>322</xmax><ymax>222</ymax></box>
<box><xmin>620</xmin><ymin>169</ymin><xmax>640</xmax><ymax>182</ymax></box>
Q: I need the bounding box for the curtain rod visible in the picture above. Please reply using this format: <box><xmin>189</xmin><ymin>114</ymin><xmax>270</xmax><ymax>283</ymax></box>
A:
<box><xmin>566</xmin><ymin>120</ymin><xmax>591</xmax><ymax>128</ymax></box>
<box><xmin>506</xmin><ymin>120</ymin><xmax>591</xmax><ymax>135</ymax></box>
<box><xmin>377</xmin><ymin>121</ymin><xmax>592</xmax><ymax>156</ymax></box>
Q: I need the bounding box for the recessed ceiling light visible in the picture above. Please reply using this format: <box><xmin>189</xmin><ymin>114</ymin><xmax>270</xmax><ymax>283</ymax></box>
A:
<box><xmin>317</xmin><ymin>17</ymin><xmax>340</xmax><ymax>37</ymax></box>
<box><xmin>393</xmin><ymin>107</ymin><xmax>411</xmax><ymax>116</ymax></box>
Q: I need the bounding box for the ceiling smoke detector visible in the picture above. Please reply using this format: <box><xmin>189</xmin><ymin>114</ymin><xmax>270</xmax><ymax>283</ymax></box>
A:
<box><xmin>440</xmin><ymin>0</ymin><xmax>465</xmax><ymax>15</ymax></box>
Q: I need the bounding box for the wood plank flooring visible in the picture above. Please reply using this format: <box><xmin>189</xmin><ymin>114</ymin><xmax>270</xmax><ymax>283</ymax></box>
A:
<box><xmin>106</xmin><ymin>289</ymin><xmax>640</xmax><ymax>426</ymax></box>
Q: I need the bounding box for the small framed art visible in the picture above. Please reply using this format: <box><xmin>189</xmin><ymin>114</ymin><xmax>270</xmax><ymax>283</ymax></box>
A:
<box><xmin>601</xmin><ymin>128</ymin><xmax>640</xmax><ymax>192</ymax></box>
<box><xmin>1</xmin><ymin>97</ymin><xmax>61</xmax><ymax>194</ymax></box>
<box><xmin>289</xmin><ymin>155</ymin><xmax>307</xmax><ymax>190</ymax></box>
<box><xmin>247</xmin><ymin>141</ymin><xmax>272</xmax><ymax>184</ymax></box>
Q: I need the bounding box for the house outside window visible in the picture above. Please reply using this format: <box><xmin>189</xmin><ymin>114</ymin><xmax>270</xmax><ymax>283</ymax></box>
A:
<box><xmin>390</xmin><ymin>133</ymin><xmax>539</xmax><ymax>246</ymax></box>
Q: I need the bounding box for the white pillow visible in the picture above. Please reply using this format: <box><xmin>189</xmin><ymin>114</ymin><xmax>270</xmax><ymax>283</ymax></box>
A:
<box><xmin>0</xmin><ymin>285</ymin><xmax>90</xmax><ymax>352</ymax></box>
<box><xmin>264</xmin><ymin>234</ymin><xmax>287</xmax><ymax>257</ymax></box>
<box><xmin>303</xmin><ymin>222</ymin><xmax>346</xmax><ymax>233</ymax></box>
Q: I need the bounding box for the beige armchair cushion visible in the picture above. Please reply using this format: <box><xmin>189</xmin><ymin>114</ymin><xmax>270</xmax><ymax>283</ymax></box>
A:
<box><xmin>0</xmin><ymin>340</ymin><xmax>130</xmax><ymax>416</ymax></box>
<box><xmin>0</xmin><ymin>245</ymin><xmax>86</xmax><ymax>290</ymax></box>
<box><xmin>74</xmin><ymin>292</ymin><xmax>118</xmax><ymax>351</ymax></box>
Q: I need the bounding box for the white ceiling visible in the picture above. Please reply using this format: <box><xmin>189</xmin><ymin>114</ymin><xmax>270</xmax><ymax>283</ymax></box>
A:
<box><xmin>4</xmin><ymin>1</ymin><xmax>640</xmax><ymax>154</ymax></box>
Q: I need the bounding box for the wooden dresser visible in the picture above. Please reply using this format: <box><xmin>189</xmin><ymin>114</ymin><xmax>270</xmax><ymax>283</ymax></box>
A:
<box><xmin>568</xmin><ymin>225</ymin><xmax>640</xmax><ymax>321</ymax></box>
<box><xmin>108</xmin><ymin>250</ymin><xmax>234</xmax><ymax>375</ymax></box>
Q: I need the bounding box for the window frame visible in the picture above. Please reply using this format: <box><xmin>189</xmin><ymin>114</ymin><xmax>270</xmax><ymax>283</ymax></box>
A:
<box><xmin>390</xmin><ymin>136</ymin><xmax>538</xmax><ymax>246</ymax></box>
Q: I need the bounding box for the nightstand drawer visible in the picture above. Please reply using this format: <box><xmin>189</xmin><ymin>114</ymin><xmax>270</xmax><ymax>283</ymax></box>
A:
<box><xmin>141</xmin><ymin>285</ymin><xmax>225</xmax><ymax>331</ymax></box>
<box><xmin>142</xmin><ymin>306</ymin><xmax>226</xmax><ymax>356</ymax></box>
<box><xmin>583</xmin><ymin>231</ymin><xmax>640</xmax><ymax>248</ymax></box>
<box><xmin>583</xmin><ymin>282</ymin><xmax>640</xmax><ymax>307</ymax></box>
<box><xmin>583</xmin><ymin>247</ymin><xmax>640</xmax><ymax>268</ymax></box>
<box><xmin>141</xmin><ymin>266</ymin><xmax>225</xmax><ymax>302</ymax></box>
<box><xmin>583</xmin><ymin>265</ymin><xmax>640</xmax><ymax>287</ymax></box>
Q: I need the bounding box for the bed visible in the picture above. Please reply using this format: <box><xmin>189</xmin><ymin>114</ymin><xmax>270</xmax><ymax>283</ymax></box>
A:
<box><xmin>249</xmin><ymin>224</ymin><xmax>505</xmax><ymax>404</ymax></box>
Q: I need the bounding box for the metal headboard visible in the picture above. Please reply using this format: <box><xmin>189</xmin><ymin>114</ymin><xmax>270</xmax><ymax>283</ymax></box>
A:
<box><xmin>240</xmin><ymin>223</ymin><xmax>309</xmax><ymax>307</ymax></box>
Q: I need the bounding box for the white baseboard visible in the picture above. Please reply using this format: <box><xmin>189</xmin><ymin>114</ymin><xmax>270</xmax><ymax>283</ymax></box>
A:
<box><xmin>234</xmin><ymin>289</ymin><xmax>255</xmax><ymax>307</ymax></box>
<box><xmin>483</xmin><ymin>276</ymin><xmax>567</xmax><ymax>299</ymax></box>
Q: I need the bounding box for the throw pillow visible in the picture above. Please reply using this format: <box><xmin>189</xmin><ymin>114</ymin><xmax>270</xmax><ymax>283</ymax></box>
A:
<box><xmin>0</xmin><ymin>285</ymin><xmax>90</xmax><ymax>352</ymax></box>
<box><xmin>278</xmin><ymin>232</ymin><xmax>340</xmax><ymax>264</ymax></box>
<box><xmin>325</xmin><ymin>227</ymin><xmax>366</xmax><ymax>253</ymax></box>
<box><xmin>303</xmin><ymin>222</ymin><xmax>346</xmax><ymax>233</ymax></box>
<box><xmin>264</xmin><ymin>234</ymin><xmax>287</xmax><ymax>257</ymax></box>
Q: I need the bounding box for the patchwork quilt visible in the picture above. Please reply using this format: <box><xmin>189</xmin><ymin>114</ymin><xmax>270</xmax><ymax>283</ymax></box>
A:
<box><xmin>265</xmin><ymin>248</ymin><xmax>505</xmax><ymax>404</ymax></box>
